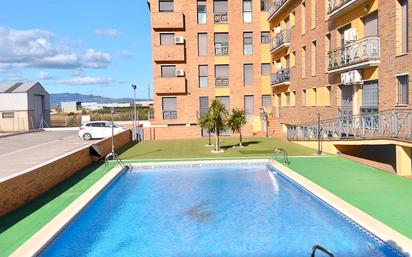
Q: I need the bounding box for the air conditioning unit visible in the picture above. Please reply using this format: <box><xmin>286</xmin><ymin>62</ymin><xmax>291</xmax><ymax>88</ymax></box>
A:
<box><xmin>275</xmin><ymin>26</ymin><xmax>281</xmax><ymax>33</ymax></box>
<box><xmin>344</xmin><ymin>28</ymin><xmax>357</xmax><ymax>43</ymax></box>
<box><xmin>341</xmin><ymin>72</ymin><xmax>350</xmax><ymax>85</ymax></box>
<box><xmin>351</xmin><ymin>70</ymin><xmax>362</xmax><ymax>84</ymax></box>
<box><xmin>176</xmin><ymin>69</ymin><xmax>185</xmax><ymax>77</ymax></box>
<box><xmin>174</xmin><ymin>36</ymin><xmax>185</xmax><ymax>44</ymax></box>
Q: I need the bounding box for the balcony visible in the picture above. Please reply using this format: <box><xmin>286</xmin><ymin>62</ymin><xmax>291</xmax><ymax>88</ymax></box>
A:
<box><xmin>267</xmin><ymin>0</ymin><xmax>292</xmax><ymax>22</ymax></box>
<box><xmin>215</xmin><ymin>78</ymin><xmax>229</xmax><ymax>87</ymax></box>
<box><xmin>214</xmin><ymin>13</ymin><xmax>228</xmax><ymax>24</ymax></box>
<box><xmin>214</xmin><ymin>45</ymin><xmax>229</xmax><ymax>56</ymax></box>
<box><xmin>270</xmin><ymin>29</ymin><xmax>290</xmax><ymax>54</ymax></box>
<box><xmin>327</xmin><ymin>37</ymin><xmax>380</xmax><ymax>73</ymax></box>
<box><xmin>327</xmin><ymin>0</ymin><xmax>368</xmax><ymax>20</ymax></box>
<box><xmin>153</xmin><ymin>45</ymin><xmax>185</xmax><ymax>63</ymax></box>
<box><xmin>271</xmin><ymin>68</ymin><xmax>291</xmax><ymax>87</ymax></box>
<box><xmin>163</xmin><ymin>111</ymin><xmax>177</xmax><ymax>120</ymax></box>
<box><xmin>156</xmin><ymin>77</ymin><xmax>187</xmax><ymax>95</ymax></box>
<box><xmin>152</xmin><ymin>12</ymin><xmax>185</xmax><ymax>31</ymax></box>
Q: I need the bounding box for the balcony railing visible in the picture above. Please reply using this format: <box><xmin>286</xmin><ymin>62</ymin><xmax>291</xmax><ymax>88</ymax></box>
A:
<box><xmin>268</xmin><ymin>0</ymin><xmax>290</xmax><ymax>21</ymax></box>
<box><xmin>287</xmin><ymin>109</ymin><xmax>412</xmax><ymax>141</ymax></box>
<box><xmin>214</xmin><ymin>13</ymin><xmax>228</xmax><ymax>24</ymax></box>
<box><xmin>163</xmin><ymin>111</ymin><xmax>177</xmax><ymax>120</ymax></box>
<box><xmin>215</xmin><ymin>78</ymin><xmax>229</xmax><ymax>87</ymax></box>
<box><xmin>327</xmin><ymin>0</ymin><xmax>365</xmax><ymax>17</ymax></box>
<box><xmin>271</xmin><ymin>68</ymin><xmax>291</xmax><ymax>86</ymax></box>
<box><xmin>214</xmin><ymin>45</ymin><xmax>229</xmax><ymax>56</ymax></box>
<box><xmin>327</xmin><ymin>37</ymin><xmax>380</xmax><ymax>72</ymax></box>
<box><xmin>270</xmin><ymin>29</ymin><xmax>291</xmax><ymax>53</ymax></box>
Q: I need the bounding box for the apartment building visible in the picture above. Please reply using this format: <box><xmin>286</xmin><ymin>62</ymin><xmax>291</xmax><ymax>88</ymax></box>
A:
<box><xmin>148</xmin><ymin>0</ymin><xmax>273</xmax><ymax>139</ymax></box>
<box><xmin>268</xmin><ymin>0</ymin><xmax>412</xmax><ymax>129</ymax></box>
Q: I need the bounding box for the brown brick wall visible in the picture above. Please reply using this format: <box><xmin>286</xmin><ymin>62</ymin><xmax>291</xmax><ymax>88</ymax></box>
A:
<box><xmin>0</xmin><ymin>130</ymin><xmax>132</xmax><ymax>217</ymax></box>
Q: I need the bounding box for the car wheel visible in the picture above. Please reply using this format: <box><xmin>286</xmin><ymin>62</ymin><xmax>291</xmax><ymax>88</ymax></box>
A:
<box><xmin>83</xmin><ymin>133</ymin><xmax>92</xmax><ymax>141</ymax></box>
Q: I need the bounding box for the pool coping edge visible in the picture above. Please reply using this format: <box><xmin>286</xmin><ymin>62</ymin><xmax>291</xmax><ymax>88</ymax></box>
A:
<box><xmin>270</xmin><ymin>160</ymin><xmax>412</xmax><ymax>256</ymax></box>
<box><xmin>9</xmin><ymin>165</ymin><xmax>124</xmax><ymax>257</ymax></box>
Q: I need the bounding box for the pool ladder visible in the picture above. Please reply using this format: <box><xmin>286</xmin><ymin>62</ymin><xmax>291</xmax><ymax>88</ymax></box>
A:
<box><xmin>270</xmin><ymin>148</ymin><xmax>290</xmax><ymax>165</ymax></box>
<box><xmin>104</xmin><ymin>152</ymin><xmax>133</xmax><ymax>171</ymax></box>
<box><xmin>310</xmin><ymin>244</ymin><xmax>335</xmax><ymax>257</ymax></box>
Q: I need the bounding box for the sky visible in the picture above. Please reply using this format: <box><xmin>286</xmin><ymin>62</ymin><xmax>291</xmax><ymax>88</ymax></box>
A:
<box><xmin>0</xmin><ymin>0</ymin><xmax>152</xmax><ymax>99</ymax></box>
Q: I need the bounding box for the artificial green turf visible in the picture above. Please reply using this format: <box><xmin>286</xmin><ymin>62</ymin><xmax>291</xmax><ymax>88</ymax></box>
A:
<box><xmin>118</xmin><ymin>137</ymin><xmax>316</xmax><ymax>160</ymax></box>
<box><xmin>0</xmin><ymin>162</ymin><xmax>116</xmax><ymax>257</ymax></box>
<box><xmin>289</xmin><ymin>156</ymin><xmax>412</xmax><ymax>239</ymax></box>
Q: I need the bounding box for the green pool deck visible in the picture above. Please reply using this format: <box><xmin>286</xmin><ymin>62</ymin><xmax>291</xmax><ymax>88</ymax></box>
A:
<box><xmin>1</xmin><ymin>156</ymin><xmax>412</xmax><ymax>257</ymax></box>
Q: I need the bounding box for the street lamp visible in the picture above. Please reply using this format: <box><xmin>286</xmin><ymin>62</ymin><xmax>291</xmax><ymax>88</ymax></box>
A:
<box><xmin>131</xmin><ymin>84</ymin><xmax>137</xmax><ymax>141</ymax></box>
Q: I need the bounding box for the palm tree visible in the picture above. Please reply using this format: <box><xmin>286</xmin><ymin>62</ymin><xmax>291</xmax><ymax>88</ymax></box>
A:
<box><xmin>198</xmin><ymin>111</ymin><xmax>214</xmax><ymax>146</ymax></box>
<box><xmin>208</xmin><ymin>99</ymin><xmax>229</xmax><ymax>152</ymax></box>
<box><xmin>227</xmin><ymin>108</ymin><xmax>247</xmax><ymax>147</ymax></box>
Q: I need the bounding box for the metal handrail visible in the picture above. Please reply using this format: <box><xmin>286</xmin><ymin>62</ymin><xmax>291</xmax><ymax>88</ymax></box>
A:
<box><xmin>270</xmin><ymin>148</ymin><xmax>290</xmax><ymax>165</ymax></box>
<box><xmin>105</xmin><ymin>152</ymin><xmax>132</xmax><ymax>171</ymax></box>
<box><xmin>310</xmin><ymin>244</ymin><xmax>335</xmax><ymax>257</ymax></box>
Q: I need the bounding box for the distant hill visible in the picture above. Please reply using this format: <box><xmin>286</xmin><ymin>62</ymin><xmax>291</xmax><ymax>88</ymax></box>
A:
<box><xmin>50</xmin><ymin>93</ymin><xmax>149</xmax><ymax>107</ymax></box>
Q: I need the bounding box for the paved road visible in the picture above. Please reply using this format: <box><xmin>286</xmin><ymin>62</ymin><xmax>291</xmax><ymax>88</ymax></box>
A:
<box><xmin>0</xmin><ymin>130</ymin><xmax>92</xmax><ymax>181</ymax></box>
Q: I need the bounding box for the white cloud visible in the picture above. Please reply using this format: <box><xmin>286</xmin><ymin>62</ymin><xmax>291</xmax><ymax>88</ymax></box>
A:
<box><xmin>37</xmin><ymin>71</ymin><xmax>54</xmax><ymax>80</ymax></box>
<box><xmin>58</xmin><ymin>76</ymin><xmax>114</xmax><ymax>85</ymax></box>
<box><xmin>0</xmin><ymin>27</ymin><xmax>112</xmax><ymax>70</ymax></box>
<box><xmin>93</xmin><ymin>29</ymin><xmax>121</xmax><ymax>38</ymax></box>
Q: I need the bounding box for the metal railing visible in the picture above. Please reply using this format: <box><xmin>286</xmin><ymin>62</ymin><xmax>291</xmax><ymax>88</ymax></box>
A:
<box><xmin>215</xmin><ymin>78</ymin><xmax>229</xmax><ymax>87</ymax></box>
<box><xmin>268</xmin><ymin>0</ymin><xmax>289</xmax><ymax>20</ymax></box>
<box><xmin>270</xmin><ymin>148</ymin><xmax>290</xmax><ymax>165</ymax></box>
<box><xmin>287</xmin><ymin>109</ymin><xmax>412</xmax><ymax>141</ymax></box>
<box><xmin>270</xmin><ymin>29</ymin><xmax>290</xmax><ymax>52</ymax></box>
<box><xmin>328</xmin><ymin>37</ymin><xmax>380</xmax><ymax>71</ymax></box>
<box><xmin>163</xmin><ymin>111</ymin><xmax>177</xmax><ymax>120</ymax></box>
<box><xmin>214</xmin><ymin>45</ymin><xmax>229</xmax><ymax>56</ymax></box>
<box><xmin>271</xmin><ymin>68</ymin><xmax>291</xmax><ymax>86</ymax></box>
<box><xmin>214</xmin><ymin>13</ymin><xmax>228</xmax><ymax>23</ymax></box>
<box><xmin>327</xmin><ymin>0</ymin><xmax>355</xmax><ymax>15</ymax></box>
<box><xmin>311</xmin><ymin>244</ymin><xmax>335</xmax><ymax>257</ymax></box>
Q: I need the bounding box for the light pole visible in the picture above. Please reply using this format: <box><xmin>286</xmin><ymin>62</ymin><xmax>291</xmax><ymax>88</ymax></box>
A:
<box><xmin>111</xmin><ymin>106</ymin><xmax>115</xmax><ymax>155</ymax></box>
<box><xmin>317</xmin><ymin>113</ymin><xmax>321</xmax><ymax>155</ymax></box>
<box><xmin>131</xmin><ymin>84</ymin><xmax>137</xmax><ymax>141</ymax></box>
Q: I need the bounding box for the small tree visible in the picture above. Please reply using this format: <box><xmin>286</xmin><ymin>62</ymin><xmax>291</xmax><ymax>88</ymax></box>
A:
<box><xmin>227</xmin><ymin>108</ymin><xmax>247</xmax><ymax>147</ymax></box>
<box><xmin>209</xmin><ymin>99</ymin><xmax>229</xmax><ymax>152</ymax></box>
<box><xmin>198</xmin><ymin>111</ymin><xmax>214</xmax><ymax>146</ymax></box>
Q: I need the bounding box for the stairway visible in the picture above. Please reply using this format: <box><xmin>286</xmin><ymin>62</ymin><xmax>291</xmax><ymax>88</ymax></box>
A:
<box><xmin>267</xmin><ymin>117</ymin><xmax>286</xmax><ymax>138</ymax></box>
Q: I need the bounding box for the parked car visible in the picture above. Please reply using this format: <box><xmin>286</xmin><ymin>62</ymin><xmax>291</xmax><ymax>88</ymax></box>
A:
<box><xmin>79</xmin><ymin>121</ymin><xmax>126</xmax><ymax>140</ymax></box>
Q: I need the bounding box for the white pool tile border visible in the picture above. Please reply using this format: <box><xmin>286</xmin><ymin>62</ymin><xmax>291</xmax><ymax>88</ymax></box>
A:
<box><xmin>10</xmin><ymin>165</ymin><xmax>125</xmax><ymax>257</ymax></box>
<box><xmin>269</xmin><ymin>160</ymin><xmax>412</xmax><ymax>256</ymax></box>
<box><xmin>11</xmin><ymin>159</ymin><xmax>412</xmax><ymax>257</ymax></box>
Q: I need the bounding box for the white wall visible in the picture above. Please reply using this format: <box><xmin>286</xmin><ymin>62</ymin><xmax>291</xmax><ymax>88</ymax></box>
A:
<box><xmin>0</xmin><ymin>93</ymin><xmax>28</xmax><ymax>111</ymax></box>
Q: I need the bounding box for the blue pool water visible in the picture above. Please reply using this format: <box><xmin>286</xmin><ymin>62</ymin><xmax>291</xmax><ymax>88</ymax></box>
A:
<box><xmin>40</xmin><ymin>164</ymin><xmax>402</xmax><ymax>257</ymax></box>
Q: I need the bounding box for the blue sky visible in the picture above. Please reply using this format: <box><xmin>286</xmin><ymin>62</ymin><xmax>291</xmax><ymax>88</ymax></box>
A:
<box><xmin>0</xmin><ymin>0</ymin><xmax>152</xmax><ymax>99</ymax></box>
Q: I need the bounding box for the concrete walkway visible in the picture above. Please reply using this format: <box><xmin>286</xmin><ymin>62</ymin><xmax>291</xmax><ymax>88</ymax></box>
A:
<box><xmin>0</xmin><ymin>130</ymin><xmax>92</xmax><ymax>181</ymax></box>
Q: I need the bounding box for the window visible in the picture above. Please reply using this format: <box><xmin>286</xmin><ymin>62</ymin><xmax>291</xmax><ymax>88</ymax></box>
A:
<box><xmin>215</xmin><ymin>65</ymin><xmax>229</xmax><ymax>87</ymax></box>
<box><xmin>197</xmin><ymin>0</ymin><xmax>207</xmax><ymax>24</ymax></box>
<box><xmin>364</xmin><ymin>12</ymin><xmax>378</xmax><ymax>37</ymax></box>
<box><xmin>1</xmin><ymin>112</ymin><xmax>14</xmax><ymax>119</ymax></box>
<box><xmin>262</xmin><ymin>95</ymin><xmax>271</xmax><ymax>107</ymax></box>
<box><xmin>199</xmin><ymin>65</ymin><xmax>208</xmax><ymax>88</ymax></box>
<box><xmin>161</xmin><ymin>65</ymin><xmax>176</xmax><ymax>78</ymax></box>
<box><xmin>301</xmin><ymin>2</ymin><xmax>306</xmax><ymax>34</ymax></box>
<box><xmin>311</xmin><ymin>0</ymin><xmax>316</xmax><ymax>29</ymax></box>
<box><xmin>198</xmin><ymin>33</ymin><xmax>208</xmax><ymax>56</ymax></box>
<box><xmin>311</xmin><ymin>41</ymin><xmax>316</xmax><ymax>76</ymax></box>
<box><xmin>244</xmin><ymin>64</ymin><xmax>253</xmax><ymax>86</ymax></box>
<box><xmin>216</xmin><ymin>96</ymin><xmax>230</xmax><ymax>111</ymax></box>
<box><xmin>199</xmin><ymin>96</ymin><xmax>209</xmax><ymax>115</ymax></box>
<box><xmin>214</xmin><ymin>33</ymin><xmax>229</xmax><ymax>55</ymax></box>
<box><xmin>261</xmin><ymin>0</ymin><xmax>269</xmax><ymax>11</ymax></box>
<box><xmin>285</xmin><ymin>92</ymin><xmax>290</xmax><ymax>106</ymax></box>
<box><xmin>159</xmin><ymin>0</ymin><xmax>173</xmax><ymax>12</ymax></box>
<box><xmin>291</xmin><ymin>91</ymin><xmax>296</xmax><ymax>106</ymax></box>
<box><xmin>244</xmin><ymin>95</ymin><xmax>254</xmax><ymax>118</ymax></box>
<box><xmin>160</xmin><ymin>33</ymin><xmax>175</xmax><ymax>45</ymax></box>
<box><xmin>325</xmin><ymin>33</ymin><xmax>331</xmax><ymax>72</ymax></box>
<box><xmin>243</xmin><ymin>0</ymin><xmax>252</xmax><ymax>23</ymax></box>
<box><xmin>261</xmin><ymin>63</ymin><xmax>270</xmax><ymax>76</ymax></box>
<box><xmin>396</xmin><ymin>0</ymin><xmax>408</xmax><ymax>54</ymax></box>
<box><xmin>243</xmin><ymin>32</ymin><xmax>253</xmax><ymax>55</ymax></box>
<box><xmin>301</xmin><ymin>46</ymin><xmax>306</xmax><ymax>78</ymax></box>
<box><xmin>214</xmin><ymin>0</ymin><xmax>228</xmax><ymax>23</ymax></box>
<box><xmin>162</xmin><ymin>97</ymin><xmax>177</xmax><ymax>120</ymax></box>
<box><xmin>397</xmin><ymin>75</ymin><xmax>409</xmax><ymax>105</ymax></box>
<box><xmin>302</xmin><ymin>89</ymin><xmax>306</xmax><ymax>106</ymax></box>
<box><xmin>291</xmin><ymin>51</ymin><xmax>296</xmax><ymax>67</ymax></box>
<box><xmin>362</xmin><ymin>80</ymin><xmax>378</xmax><ymax>112</ymax></box>
<box><xmin>291</xmin><ymin>10</ymin><xmax>296</xmax><ymax>28</ymax></box>
<box><xmin>261</xmin><ymin>32</ymin><xmax>270</xmax><ymax>44</ymax></box>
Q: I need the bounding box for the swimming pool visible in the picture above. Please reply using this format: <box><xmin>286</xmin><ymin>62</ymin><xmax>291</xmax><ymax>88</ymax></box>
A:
<box><xmin>40</xmin><ymin>163</ymin><xmax>402</xmax><ymax>257</ymax></box>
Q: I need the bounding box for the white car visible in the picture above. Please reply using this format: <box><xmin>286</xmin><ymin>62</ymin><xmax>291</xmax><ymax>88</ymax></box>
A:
<box><xmin>79</xmin><ymin>121</ymin><xmax>126</xmax><ymax>140</ymax></box>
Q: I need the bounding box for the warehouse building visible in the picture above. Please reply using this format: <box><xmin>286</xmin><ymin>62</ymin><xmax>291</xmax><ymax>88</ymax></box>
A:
<box><xmin>0</xmin><ymin>82</ymin><xmax>50</xmax><ymax>132</ymax></box>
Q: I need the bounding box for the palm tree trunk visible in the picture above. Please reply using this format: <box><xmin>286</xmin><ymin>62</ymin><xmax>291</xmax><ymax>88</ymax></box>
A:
<box><xmin>239</xmin><ymin>131</ymin><xmax>243</xmax><ymax>147</ymax></box>
<box><xmin>215</xmin><ymin>124</ymin><xmax>218</xmax><ymax>151</ymax></box>
<box><xmin>208</xmin><ymin>131</ymin><xmax>211</xmax><ymax>145</ymax></box>
<box><xmin>217</xmin><ymin>130</ymin><xmax>220</xmax><ymax>151</ymax></box>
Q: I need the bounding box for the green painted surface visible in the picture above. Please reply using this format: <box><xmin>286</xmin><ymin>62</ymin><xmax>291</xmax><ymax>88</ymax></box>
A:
<box><xmin>118</xmin><ymin>137</ymin><xmax>316</xmax><ymax>160</ymax></box>
<box><xmin>288</xmin><ymin>157</ymin><xmax>412</xmax><ymax>239</ymax></box>
<box><xmin>0</xmin><ymin>162</ymin><xmax>116</xmax><ymax>257</ymax></box>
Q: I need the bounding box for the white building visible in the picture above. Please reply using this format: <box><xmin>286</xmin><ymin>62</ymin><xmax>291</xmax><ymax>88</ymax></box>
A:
<box><xmin>0</xmin><ymin>82</ymin><xmax>50</xmax><ymax>132</ymax></box>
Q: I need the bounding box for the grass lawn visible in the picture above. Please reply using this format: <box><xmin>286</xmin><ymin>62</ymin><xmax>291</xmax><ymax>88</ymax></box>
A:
<box><xmin>118</xmin><ymin>137</ymin><xmax>316</xmax><ymax>160</ymax></box>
